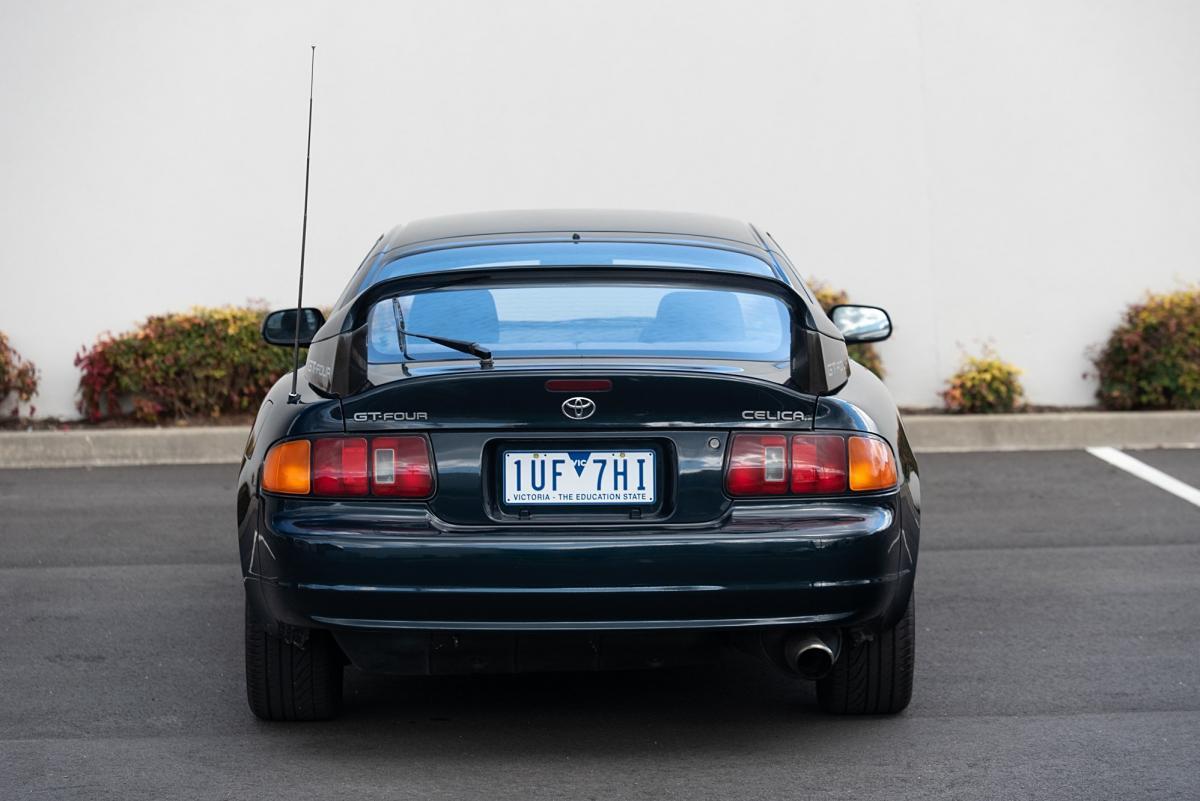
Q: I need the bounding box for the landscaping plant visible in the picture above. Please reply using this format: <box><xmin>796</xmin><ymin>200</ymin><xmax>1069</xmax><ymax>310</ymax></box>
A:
<box><xmin>75</xmin><ymin>306</ymin><xmax>297</xmax><ymax>422</ymax></box>
<box><xmin>941</xmin><ymin>348</ymin><xmax>1025</xmax><ymax>414</ymax></box>
<box><xmin>807</xmin><ymin>280</ymin><xmax>885</xmax><ymax>378</ymax></box>
<box><xmin>1093</xmin><ymin>288</ymin><xmax>1200</xmax><ymax>411</ymax></box>
<box><xmin>0</xmin><ymin>330</ymin><xmax>39</xmax><ymax>416</ymax></box>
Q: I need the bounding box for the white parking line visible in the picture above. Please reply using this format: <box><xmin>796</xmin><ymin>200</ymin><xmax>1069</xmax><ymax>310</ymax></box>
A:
<box><xmin>1086</xmin><ymin>446</ymin><xmax>1200</xmax><ymax>509</ymax></box>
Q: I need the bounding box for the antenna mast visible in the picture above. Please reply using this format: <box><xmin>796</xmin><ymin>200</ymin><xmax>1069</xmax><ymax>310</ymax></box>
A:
<box><xmin>288</xmin><ymin>45</ymin><xmax>316</xmax><ymax>404</ymax></box>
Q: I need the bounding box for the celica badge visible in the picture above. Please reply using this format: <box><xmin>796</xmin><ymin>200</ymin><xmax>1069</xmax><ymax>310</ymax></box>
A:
<box><xmin>742</xmin><ymin>410</ymin><xmax>806</xmax><ymax>421</ymax></box>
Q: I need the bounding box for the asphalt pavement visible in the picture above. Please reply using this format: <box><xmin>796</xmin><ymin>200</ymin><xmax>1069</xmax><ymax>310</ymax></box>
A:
<box><xmin>1</xmin><ymin>450</ymin><xmax>1198</xmax><ymax>800</ymax></box>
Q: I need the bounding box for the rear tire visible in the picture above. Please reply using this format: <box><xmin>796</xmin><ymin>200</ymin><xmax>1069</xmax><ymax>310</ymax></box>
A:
<box><xmin>816</xmin><ymin>591</ymin><xmax>915</xmax><ymax>715</ymax></box>
<box><xmin>245</xmin><ymin>599</ymin><xmax>343</xmax><ymax>721</ymax></box>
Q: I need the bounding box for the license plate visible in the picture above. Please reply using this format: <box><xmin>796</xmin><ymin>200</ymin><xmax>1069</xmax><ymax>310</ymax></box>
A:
<box><xmin>502</xmin><ymin>450</ymin><xmax>656</xmax><ymax>505</ymax></box>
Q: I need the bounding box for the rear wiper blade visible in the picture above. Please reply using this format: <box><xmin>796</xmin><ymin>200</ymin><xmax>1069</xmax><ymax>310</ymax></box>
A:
<box><xmin>390</xmin><ymin>299</ymin><xmax>493</xmax><ymax>368</ymax></box>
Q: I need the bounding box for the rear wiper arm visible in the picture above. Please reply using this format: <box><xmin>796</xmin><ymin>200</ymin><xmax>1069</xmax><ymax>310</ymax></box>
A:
<box><xmin>390</xmin><ymin>297</ymin><xmax>493</xmax><ymax>368</ymax></box>
<box><xmin>401</xmin><ymin>327</ymin><xmax>492</xmax><ymax>365</ymax></box>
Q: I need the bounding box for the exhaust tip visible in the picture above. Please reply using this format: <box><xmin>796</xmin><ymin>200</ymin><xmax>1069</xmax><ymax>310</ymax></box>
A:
<box><xmin>782</xmin><ymin>633</ymin><xmax>837</xmax><ymax>680</ymax></box>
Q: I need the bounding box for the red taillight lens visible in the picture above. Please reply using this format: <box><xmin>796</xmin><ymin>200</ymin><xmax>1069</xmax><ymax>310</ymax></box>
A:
<box><xmin>726</xmin><ymin>434</ymin><xmax>790</xmax><ymax>496</ymax></box>
<box><xmin>313</xmin><ymin>437</ymin><xmax>369</xmax><ymax>496</ymax></box>
<box><xmin>370</xmin><ymin>436</ymin><xmax>434</xmax><ymax>497</ymax></box>
<box><xmin>791</xmin><ymin>435</ymin><xmax>848</xmax><ymax>494</ymax></box>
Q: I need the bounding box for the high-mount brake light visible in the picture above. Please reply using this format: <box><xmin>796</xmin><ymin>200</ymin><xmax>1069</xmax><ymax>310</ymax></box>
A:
<box><xmin>544</xmin><ymin>379</ymin><xmax>613</xmax><ymax>392</ymax></box>
<box><xmin>262</xmin><ymin>436</ymin><xmax>433</xmax><ymax>498</ymax></box>
<box><xmin>725</xmin><ymin>433</ymin><xmax>896</xmax><ymax>497</ymax></box>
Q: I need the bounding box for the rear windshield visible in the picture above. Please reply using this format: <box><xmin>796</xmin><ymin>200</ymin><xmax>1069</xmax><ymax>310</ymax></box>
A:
<box><xmin>366</xmin><ymin>283</ymin><xmax>791</xmax><ymax>363</ymax></box>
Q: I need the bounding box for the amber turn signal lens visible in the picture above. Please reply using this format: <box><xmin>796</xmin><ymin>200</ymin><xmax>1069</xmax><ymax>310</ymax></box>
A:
<box><xmin>847</xmin><ymin>436</ymin><xmax>898</xmax><ymax>491</ymax></box>
<box><xmin>263</xmin><ymin>440</ymin><xmax>311</xmax><ymax>495</ymax></box>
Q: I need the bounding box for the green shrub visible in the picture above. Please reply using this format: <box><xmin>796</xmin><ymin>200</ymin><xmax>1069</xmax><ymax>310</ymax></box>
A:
<box><xmin>807</xmin><ymin>281</ymin><xmax>885</xmax><ymax>378</ymax></box>
<box><xmin>0</xmin><ymin>331</ymin><xmax>39</xmax><ymax>416</ymax></box>
<box><xmin>941</xmin><ymin>348</ymin><xmax>1025</xmax><ymax>414</ymax></box>
<box><xmin>1093</xmin><ymin>288</ymin><xmax>1200</xmax><ymax>410</ymax></box>
<box><xmin>75</xmin><ymin>306</ymin><xmax>296</xmax><ymax>422</ymax></box>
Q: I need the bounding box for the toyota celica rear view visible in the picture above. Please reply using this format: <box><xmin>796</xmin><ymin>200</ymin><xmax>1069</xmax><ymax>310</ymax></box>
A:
<box><xmin>239</xmin><ymin>210</ymin><xmax>919</xmax><ymax>721</ymax></box>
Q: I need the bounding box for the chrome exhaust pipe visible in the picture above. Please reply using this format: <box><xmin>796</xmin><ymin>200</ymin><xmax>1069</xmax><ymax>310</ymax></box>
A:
<box><xmin>782</xmin><ymin>632</ymin><xmax>837</xmax><ymax>679</ymax></box>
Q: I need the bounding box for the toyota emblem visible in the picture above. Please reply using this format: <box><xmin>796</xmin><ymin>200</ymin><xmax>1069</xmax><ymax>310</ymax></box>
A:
<box><xmin>561</xmin><ymin>396</ymin><xmax>596</xmax><ymax>420</ymax></box>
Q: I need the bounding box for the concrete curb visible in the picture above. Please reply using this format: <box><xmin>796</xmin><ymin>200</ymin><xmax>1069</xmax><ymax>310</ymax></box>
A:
<box><xmin>0</xmin><ymin>427</ymin><xmax>249</xmax><ymax>469</ymax></box>
<box><xmin>0</xmin><ymin>412</ymin><xmax>1197</xmax><ymax>468</ymax></box>
<box><xmin>903</xmin><ymin>410</ymin><xmax>1200</xmax><ymax>453</ymax></box>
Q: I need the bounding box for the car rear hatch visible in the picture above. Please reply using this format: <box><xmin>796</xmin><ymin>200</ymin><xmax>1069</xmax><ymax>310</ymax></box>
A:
<box><xmin>301</xmin><ymin>264</ymin><xmax>854</xmax><ymax>528</ymax></box>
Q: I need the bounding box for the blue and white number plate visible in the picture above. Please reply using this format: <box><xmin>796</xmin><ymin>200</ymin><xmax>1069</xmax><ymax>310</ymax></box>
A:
<box><xmin>503</xmin><ymin>450</ymin><xmax>656</xmax><ymax>505</ymax></box>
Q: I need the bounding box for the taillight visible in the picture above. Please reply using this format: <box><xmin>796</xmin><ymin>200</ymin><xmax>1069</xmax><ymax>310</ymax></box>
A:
<box><xmin>725</xmin><ymin>433</ymin><xmax>896</xmax><ymax>497</ymax></box>
<box><xmin>848</xmin><ymin>435</ymin><xmax>898</xmax><ymax>491</ymax></box>
<box><xmin>791</xmin><ymin>434</ymin><xmax>848</xmax><ymax>493</ymax></box>
<box><xmin>262</xmin><ymin>440</ymin><xmax>311</xmax><ymax>495</ymax></box>
<box><xmin>370</xmin><ymin>436</ymin><xmax>434</xmax><ymax>497</ymax></box>
<box><xmin>262</xmin><ymin>436</ymin><xmax>433</xmax><ymax>498</ymax></box>
<box><xmin>726</xmin><ymin>434</ymin><xmax>790</xmax><ymax>496</ymax></box>
<box><xmin>313</xmin><ymin>437</ymin><xmax>369</xmax><ymax>496</ymax></box>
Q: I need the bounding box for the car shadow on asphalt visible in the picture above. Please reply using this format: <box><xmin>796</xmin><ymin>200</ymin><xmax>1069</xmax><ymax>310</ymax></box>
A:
<box><xmin>248</xmin><ymin>653</ymin><xmax>900</xmax><ymax>759</ymax></box>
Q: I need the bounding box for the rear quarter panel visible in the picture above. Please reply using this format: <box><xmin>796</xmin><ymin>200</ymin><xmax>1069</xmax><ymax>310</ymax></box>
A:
<box><xmin>814</xmin><ymin>361</ymin><xmax>921</xmax><ymax>623</ymax></box>
<box><xmin>236</xmin><ymin>373</ymin><xmax>344</xmax><ymax>574</ymax></box>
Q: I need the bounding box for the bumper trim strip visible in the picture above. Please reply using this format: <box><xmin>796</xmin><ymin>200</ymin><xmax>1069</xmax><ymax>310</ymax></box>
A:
<box><xmin>289</xmin><ymin>574</ymin><xmax>897</xmax><ymax>595</ymax></box>
<box><xmin>311</xmin><ymin>611</ymin><xmax>859</xmax><ymax>631</ymax></box>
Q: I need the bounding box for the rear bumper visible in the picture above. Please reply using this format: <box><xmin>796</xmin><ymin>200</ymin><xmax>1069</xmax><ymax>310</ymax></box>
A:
<box><xmin>247</xmin><ymin>498</ymin><xmax>909</xmax><ymax>634</ymax></box>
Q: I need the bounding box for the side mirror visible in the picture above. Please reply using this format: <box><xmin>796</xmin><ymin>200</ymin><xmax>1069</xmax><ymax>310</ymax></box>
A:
<box><xmin>829</xmin><ymin>304</ymin><xmax>892</xmax><ymax>344</ymax></box>
<box><xmin>261</xmin><ymin>307</ymin><xmax>326</xmax><ymax>347</ymax></box>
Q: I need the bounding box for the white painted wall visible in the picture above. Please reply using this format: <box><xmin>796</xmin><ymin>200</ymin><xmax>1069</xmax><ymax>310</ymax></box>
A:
<box><xmin>2</xmin><ymin>0</ymin><xmax>1197</xmax><ymax>418</ymax></box>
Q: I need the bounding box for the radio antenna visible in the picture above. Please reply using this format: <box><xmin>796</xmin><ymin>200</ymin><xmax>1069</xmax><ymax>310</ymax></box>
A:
<box><xmin>288</xmin><ymin>45</ymin><xmax>316</xmax><ymax>404</ymax></box>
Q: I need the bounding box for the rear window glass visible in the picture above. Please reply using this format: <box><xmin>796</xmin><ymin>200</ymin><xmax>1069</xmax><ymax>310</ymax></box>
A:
<box><xmin>366</xmin><ymin>283</ymin><xmax>790</xmax><ymax>363</ymax></box>
<box><xmin>363</xmin><ymin>242</ymin><xmax>777</xmax><ymax>287</ymax></box>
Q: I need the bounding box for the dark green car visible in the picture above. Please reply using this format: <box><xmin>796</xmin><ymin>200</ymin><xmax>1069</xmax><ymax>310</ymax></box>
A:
<box><xmin>240</xmin><ymin>210</ymin><xmax>919</xmax><ymax>720</ymax></box>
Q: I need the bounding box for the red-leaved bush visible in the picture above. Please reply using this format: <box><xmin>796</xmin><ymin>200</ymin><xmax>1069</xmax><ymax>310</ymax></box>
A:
<box><xmin>75</xmin><ymin>306</ymin><xmax>296</xmax><ymax>422</ymax></box>
<box><xmin>0</xmin><ymin>331</ymin><xmax>39</xmax><ymax>417</ymax></box>
<box><xmin>1093</xmin><ymin>288</ymin><xmax>1200</xmax><ymax>410</ymax></box>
